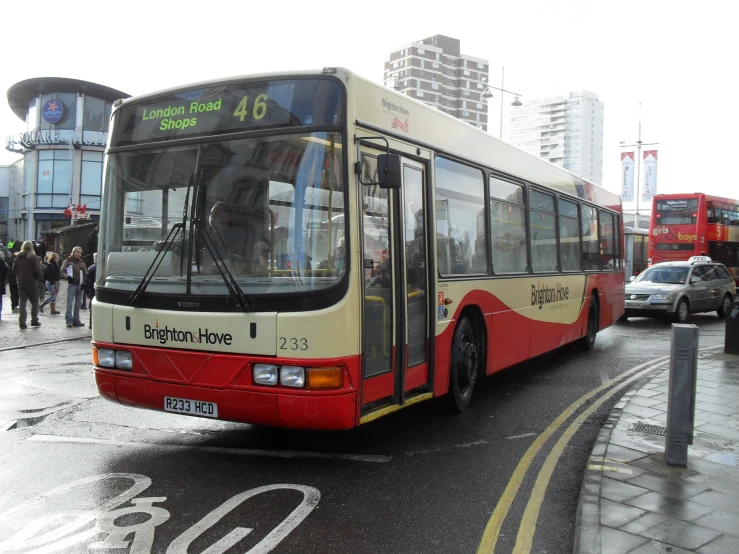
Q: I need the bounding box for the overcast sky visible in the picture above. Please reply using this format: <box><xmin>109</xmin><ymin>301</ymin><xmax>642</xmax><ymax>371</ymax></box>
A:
<box><xmin>2</xmin><ymin>0</ymin><xmax>736</xmax><ymax>207</ymax></box>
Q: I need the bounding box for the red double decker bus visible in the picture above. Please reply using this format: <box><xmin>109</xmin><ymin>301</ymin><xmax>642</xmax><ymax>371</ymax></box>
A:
<box><xmin>649</xmin><ymin>193</ymin><xmax>739</xmax><ymax>283</ymax></box>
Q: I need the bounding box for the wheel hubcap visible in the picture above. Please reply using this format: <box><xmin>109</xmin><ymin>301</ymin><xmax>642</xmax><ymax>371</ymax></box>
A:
<box><xmin>458</xmin><ymin>336</ymin><xmax>478</xmax><ymax>390</ymax></box>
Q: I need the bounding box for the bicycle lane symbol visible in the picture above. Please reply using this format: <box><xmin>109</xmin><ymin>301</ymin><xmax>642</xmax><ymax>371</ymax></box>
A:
<box><xmin>0</xmin><ymin>473</ymin><xmax>320</xmax><ymax>553</ymax></box>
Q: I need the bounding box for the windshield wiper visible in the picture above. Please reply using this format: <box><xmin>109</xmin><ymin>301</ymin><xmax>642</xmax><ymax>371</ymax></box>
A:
<box><xmin>194</xmin><ymin>218</ymin><xmax>252</xmax><ymax>311</ymax></box>
<box><xmin>129</xmin><ymin>222</ymin><xmax>184</xmax><ymax>306</ymax></box>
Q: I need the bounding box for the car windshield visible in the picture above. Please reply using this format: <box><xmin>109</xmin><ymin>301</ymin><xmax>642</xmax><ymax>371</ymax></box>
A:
<box><xmin>634</xmin><ymin>266</ymin><xmax>689</xmax><ymax>285</ymax></box>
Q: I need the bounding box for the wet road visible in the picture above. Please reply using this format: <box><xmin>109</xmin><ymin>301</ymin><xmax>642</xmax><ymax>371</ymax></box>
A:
<box><xmin>0</xmin><ymin>315</ymin><xmax>729</xmax><ymax>553</ymax></box>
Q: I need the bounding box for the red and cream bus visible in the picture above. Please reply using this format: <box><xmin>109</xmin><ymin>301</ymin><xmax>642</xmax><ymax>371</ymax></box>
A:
<box><xmin>649</xmin><ymin>193</ymin><xmax>739</xmax><ymax>283</ymax></box>
<box><xmin>92</xmin><ymin>68</ymin><xmax>624</xmax><ymax>430</ymax></box>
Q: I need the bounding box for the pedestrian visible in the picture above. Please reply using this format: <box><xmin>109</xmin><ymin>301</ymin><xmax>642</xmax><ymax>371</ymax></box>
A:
<box><xmin>11</xmin><ymin>241</ymin><xmax>42</xmax><ymax>329</ymax></box>
<box><xmin>60</xmin><ymin>246</ymin><xmax>86</xmax><ymax>328</ymax></box>
<box><xmin>0</xmin><ymin>254</ymin><xmax>8</xmax><ymax>319</ymax></box>
<box><xmin>33</xmin><ymin>237</ymin><xmax>47</xmax><ymax>261</ymax></box>
<box><xmin>7</xmin><ymin>254</ymin><xmax>19</xmax><ymax>311</ymax></box>
<box><xmin>0</xmin><ymin>240</ymin><xmax>10</xmax><ymax>259</ymax></box>
<box><xmin>84</xmin><ymin>253</ymin><xmax>97</xmax><ymax>328</ymax></box>
<box><xmin>40</xmin><ymin>252</ymin><xmax>61</xmax><ymax>315</ymax></box>
<box><xmin>36</xmin><ymin>254</ymin><xmax>47</xmax><ymax>306</ymax></box>
<box><xmin>11</xmin><ymin>239</ymin><xmax>21</xmax><ymax>253</ymax></box>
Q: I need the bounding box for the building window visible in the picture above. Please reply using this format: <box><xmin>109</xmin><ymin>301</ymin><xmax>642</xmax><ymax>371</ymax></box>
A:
<box><xmin>418</xmin><ymin>48</ymin><xmax>425</xmax><ymax>55</ymax></box>
<box><xmin>417</xmin><ymin>91</ymin><xmax>424</xmax><ymax>98</ymax></box>
<box><xmin>0</xmin><ymin>197</ymin><xmax>8</xmax><ymax>225</ymax></box>
<box><xmin>464</xmin><ymin>70</ymin><xmax>470</xmax><ymax>76</ymax></box>
<box><xmin>37</xmin><ymin>150</ymin><xmax>73</xmax><ymax>208</ymax></box>
<box><xmin>84</xmin><ymin>97</ymin><xmax>112</xmax><ymax>132</ymax></box>
<box><xmin>126</xmin><ymin>191</ymin><xmax>144</xmax><ymax>214</ymax></box>
<box><xmin>80</xmin><ymin>151</ymin><xmax>104</xmax><ymax>209</ymax></box>
<box><xmin>463</xmin><ymin>110</ymin><xmax>470</xmax><ymax>116</ymax></box>
<box><xmin>27</xmin><ymin>98</ymin><xmax>38</xmax><ymax>132</ymax></box>
<box><xmin>435</xmin><ymin>157</ymin><xmax>487</xmax><ymax>275</ymax></box>
<box><xmin>40</xmin><ymin>93</ymin><xmax>77</xmax><ymax>131</ymax></box>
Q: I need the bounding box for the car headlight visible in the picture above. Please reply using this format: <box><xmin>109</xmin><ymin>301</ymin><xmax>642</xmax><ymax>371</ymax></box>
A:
<box><xmin>650</xmin><ymin>293</ymin><xmax>675</xmax><ymax>301</ymax></box>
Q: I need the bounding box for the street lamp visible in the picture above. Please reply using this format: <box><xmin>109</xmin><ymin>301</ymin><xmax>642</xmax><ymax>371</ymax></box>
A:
<box><xmin>482</xmin><ymin>67</ymin><xmax>522</xmax><ymax>138</ymax></box>
<box><xmin>620</xmin><ymin>102</ymin><xmax>658</xmax><ymax>228</ymax></box>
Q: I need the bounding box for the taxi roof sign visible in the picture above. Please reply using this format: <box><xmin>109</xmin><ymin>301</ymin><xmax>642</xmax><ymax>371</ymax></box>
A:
<box><xmin>688</xmin><ymin>256</ymin><xmax>712</xmax><ymax>264</ymax></box>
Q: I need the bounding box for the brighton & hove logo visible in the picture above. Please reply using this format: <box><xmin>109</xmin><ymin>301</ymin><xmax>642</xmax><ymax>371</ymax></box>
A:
<box><xmin>143</xmin><ymin>318</ymin><xmax>232</xmax><ymax>346</ymax></box>
<box><xmin>42</xmin><ymin>100</ymin><xmax>64</xmax><ymax>124</ymax></box>
<box><xmin>531</xmin><ymin>281</ymin><xmax>570</xmax><ymax>310</ymax></box>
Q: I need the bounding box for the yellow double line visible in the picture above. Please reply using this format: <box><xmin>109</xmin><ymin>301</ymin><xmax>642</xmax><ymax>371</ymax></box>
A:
<box><xmin>477</xmin><ymin>345</ymin><xmax>722</xmax><ymax>554</ymax></box>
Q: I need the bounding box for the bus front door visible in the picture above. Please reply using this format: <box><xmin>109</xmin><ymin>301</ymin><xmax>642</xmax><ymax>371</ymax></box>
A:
<box><xmin>360</xmin><ymin>153</ymin><xmax>430</xmax><ymax>416</ymax></box>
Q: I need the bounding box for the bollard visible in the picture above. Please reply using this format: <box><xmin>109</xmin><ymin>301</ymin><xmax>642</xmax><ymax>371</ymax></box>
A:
<box><xmin>725</xmin><ymin>301</ymin><xmax>739</xmax><ymax>355</ymax></box>
<box><xmin>665</xmin><ymin>324</ymin><xmax>699</xmax><ymax>467</ymax></box>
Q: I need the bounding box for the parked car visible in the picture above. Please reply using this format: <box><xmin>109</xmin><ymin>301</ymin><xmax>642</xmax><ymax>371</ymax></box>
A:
<box><xmin>622</xmin><ymin>256</ymin><xmax>736</xmax><ymax>323</ymax></box>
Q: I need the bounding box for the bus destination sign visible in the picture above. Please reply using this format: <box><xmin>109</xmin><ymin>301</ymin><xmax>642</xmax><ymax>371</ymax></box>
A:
<box><xmin>111</xmin><ymin>78</ymin><xmax>342</xmax><ymax>147</ymax></box>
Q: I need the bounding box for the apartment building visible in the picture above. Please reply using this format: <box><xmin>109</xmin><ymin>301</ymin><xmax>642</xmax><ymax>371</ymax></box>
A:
<box><xmin>505</xmin><ymin>91</ymin><xmax>604</xmax><ymax>184</ymax></box>
<box><xmin>384</xmin><ymin>35</ymin><xmax>490</xmax><ymax>131</ymax></box>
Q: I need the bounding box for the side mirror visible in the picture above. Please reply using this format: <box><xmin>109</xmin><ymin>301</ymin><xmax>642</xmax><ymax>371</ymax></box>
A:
<box><xmin>690</xmin><ymin>276</ymin><xmax>702</xmax><ymax>284</ymax></box>
<box><xmin>377</xmin><ymin>154</ymin><xmax>401</xmax><ymax>189</ymax></box>
<box><xmin>629</xmin><ymin>275</ymin><xmax>636</xmax><ymax>282</ymax></box>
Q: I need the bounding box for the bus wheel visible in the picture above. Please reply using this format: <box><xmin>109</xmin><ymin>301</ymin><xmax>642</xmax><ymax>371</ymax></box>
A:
<box><xmin>576</xmin><ymin>296</ymin><xmax>598</xmax><ymax>350</ymax></box>
<box><xmin>674</xmin><ymin>298</ymin><xmax>690</xmax><ymax>323</ymax></box>
<box><xmin>717</xmin><ymin>295</ymin><xmax>732</xmax><ymax>318</ymax></box>
<box><xmin>448</xmin><ymin>318</ymin><xmax>479</xmax><ymax>412</ymax></box>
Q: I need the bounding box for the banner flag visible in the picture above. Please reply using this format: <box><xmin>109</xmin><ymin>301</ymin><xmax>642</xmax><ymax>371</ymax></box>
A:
<box><xmin>642</xmin><ymin>150</ymin><xmax>658</xmax><ymax>202</ymax></box>
<box><xmin>620</xmin><ymin>152</ymin><xmax>635</xmax><ymax>202</ymax></box>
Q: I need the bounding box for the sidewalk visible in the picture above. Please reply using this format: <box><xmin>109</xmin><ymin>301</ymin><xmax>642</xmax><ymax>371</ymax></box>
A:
<box><xmin>0</xmin><ymin>284</ymin><xmax>91</xmax><ymax>350</ymax></box>
<box><xmin>575</xmin><ymin>350</ymin><xmax>739</xmax><ymax>554</ymax></box>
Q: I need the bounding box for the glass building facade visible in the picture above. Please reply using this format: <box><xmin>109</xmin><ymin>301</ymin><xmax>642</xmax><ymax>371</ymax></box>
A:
<box><xmin>4</xmin><ymin>78</ymin><xmax>129</xmax><ymax>240</ymax></box>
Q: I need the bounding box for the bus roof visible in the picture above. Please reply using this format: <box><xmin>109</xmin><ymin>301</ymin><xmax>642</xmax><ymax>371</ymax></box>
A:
<box><xmin>113</xmin><ymin>68</ymin><xmax>620</xmax><ymax>210</ymax></box>
<box><xmin>653</xmin><ymin>192</ymin><xmax>739</xmax><ymax>205</ymax></box>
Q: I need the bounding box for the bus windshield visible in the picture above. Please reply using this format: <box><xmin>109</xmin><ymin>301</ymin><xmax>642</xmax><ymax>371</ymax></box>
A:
<box><xmin>98</xmin><ymin>132</ymin><xmax>346</xmax><ymax>297</ymax></box>
<box><xmin>655</xmin><ymin>198</ymin><xmax>699</xmax><ymax>225</ymax></box>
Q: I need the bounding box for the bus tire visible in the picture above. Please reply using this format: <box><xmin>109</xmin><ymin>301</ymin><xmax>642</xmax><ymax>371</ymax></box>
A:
<box><xmin>576</xmin><ymin>296</ymin><xmax>599</xmax><ymax>350</ymax></box>
<box><xmin>717</xmin><ymin>294</ymin><xmax>733</xmax><ymax>318</ymax></box>
<box><xmin>448</xmin><ymin>317</ymin><xmax>479</xmax><ymax>412</ymax></box>
<box><xmin>674</xmin><ymin>298</ymin><xmax>690</xmax><ymax>323</ymax></box>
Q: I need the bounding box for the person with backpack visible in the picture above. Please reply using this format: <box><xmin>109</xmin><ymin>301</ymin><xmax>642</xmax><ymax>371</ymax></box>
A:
<box><xmin>12</xmin><ymin>241</ymin><xmax>42</xmax><ymax>329</ymax></box>
<box><xmin>40</xmin><ymin>252</ymin><xmax>61</xmax><ymax>315</ymax></box>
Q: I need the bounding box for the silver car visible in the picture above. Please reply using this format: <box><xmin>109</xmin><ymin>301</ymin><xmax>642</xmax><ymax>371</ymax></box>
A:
<box><xmin>623</xmin><ymin>257</ymin><xmax>736</xmax><ymax>323</ymax></box>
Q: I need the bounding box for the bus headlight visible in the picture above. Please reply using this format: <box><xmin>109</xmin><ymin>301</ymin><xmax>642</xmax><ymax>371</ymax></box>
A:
<box><xmin>280</xmin><ymin>366</ymin><xmax>306</xmax><ymax>388</ymax></box>
<box><xmin>115</xmin><ymin>351</ymin><xmax>133</xmax><ymax>371</ymax></box>
<box><xmin>253</xmin><ymin>364</ymin><xmax>278</xmax><ymax>386</ymax></box>
<box><xmin>96</xmin><ymin>349</ymin><xmax>116</xmax><ymax>368</ymax></box>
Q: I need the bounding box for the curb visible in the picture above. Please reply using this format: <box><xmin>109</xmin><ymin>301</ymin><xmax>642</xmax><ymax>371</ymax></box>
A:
<box><xmin>0</xmin><ymin>335</ymin><xmax>91</xmax><ymax>352</ymax></box>
<box><xmin>572</xmin><ymin>387</ymin><xmax>635</xmax><ymax>554</ymax></box>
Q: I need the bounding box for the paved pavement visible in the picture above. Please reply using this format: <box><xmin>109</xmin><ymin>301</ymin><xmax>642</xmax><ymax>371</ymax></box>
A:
<box><xmin>0</xmin><ymin>284</ymin><xmax>91</xmax><ymax>350</ymax></box>
<box><xmin>575</xmin><ymin>349</ymin><xmax>739</xmax><ymax>554</ymax></box>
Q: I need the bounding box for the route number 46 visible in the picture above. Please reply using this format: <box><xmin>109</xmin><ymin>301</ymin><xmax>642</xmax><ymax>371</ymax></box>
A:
<box><xmin>233</xmin><ymin>94</ymin><xmax>268</xmax><ymax>122</ymax></box>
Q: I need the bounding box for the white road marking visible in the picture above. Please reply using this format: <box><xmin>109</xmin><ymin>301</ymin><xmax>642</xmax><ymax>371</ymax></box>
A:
<box><xmin>505</xmin><ymin>433</ymin><xmax>538</xmax><ymax>440</ymax></box>
<box><xmin>27</xmin><ymin>435</ymin><xmax>392</xmax><ymax>463</ymax></box>
<box><xmin>166</xmin><ymin>484</ymin><xmax>320</xmax><ymax>554</ymax></box>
